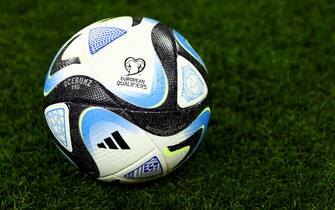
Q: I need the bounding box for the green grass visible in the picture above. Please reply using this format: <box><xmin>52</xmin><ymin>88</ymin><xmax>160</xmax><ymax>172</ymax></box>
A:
<box><xmin>1</xmin><ymin>0</ymin><xmax>335</xmax><ymax>209</ymax></box>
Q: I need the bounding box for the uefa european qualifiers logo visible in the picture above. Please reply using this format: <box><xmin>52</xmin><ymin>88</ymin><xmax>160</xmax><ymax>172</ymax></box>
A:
<box><xmin>116</xmin><ymin>57</ymin><xmax>147</xmax><ymax>90</ymax></box>
<box><xmin>124</xmin><ymin>57</ymin><xmax>146</xmax><ymax>75</ymax></box>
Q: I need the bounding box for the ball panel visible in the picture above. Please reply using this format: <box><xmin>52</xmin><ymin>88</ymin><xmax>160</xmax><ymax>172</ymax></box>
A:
<box><xmin>46</xmin><ymin>76</ymin><xmax>121</xmax><ymax>107</ymax></box>
<box><xmin>100</xmin><ymin>149</ymin><xmax>166</xmax><ymax>183</ymax></box>
<box><xmin>177</xmin><ymin>55</ymin><xmax>208</xmax><ymax>108</ymax></box>
<box><xmin>151</xmin><ymin>23</ymin><xmax>178</xmax><ymax>110</ymax></box>
<box><xmin>45</xmin><ymin>103</ymin><xmax>73</xmax><ymax>152</ymax></box>
<box><xmin>45</xmin><ymin>102</ymin><xmax>100</xmax><ymax>177</ymax></box>
<box><xmin>175</xmin><ymin>34</ymin><xmax>208</xmax><ymax>82</ymax></box>
<box><xmin>87</xmin><ymin>18</ymin><xmax>168</xmax><ymax>109</ymax></box>
<box><xmin>146</xmin><ymin>107</ymin><xmax>211</xmax><ymax>171</ymax></box>
<box><xmin>131</xmin><ymin>17</ymin><xmax>143</xmax><ymax>27</ymax></box>
<box><xmin>166</xmin><ymin>127</ymin><xmax>203</xmax><ymax>168</ymax></box>
<box><xmin>76</xmin><ymin>16</ymin><xmax>133</xmax><ymax>36</ymax></box>
<box><xmin>123</xmin><ymin>156</ymin><xmax>163</xmax><ymax>179</ymax></box>
<box><xmin>44</xmin><ymin>60</ymin><xmax>96</xmax><ymax>96</ymax></box>
<box><xmin>88</xmin><ymin>26</ymin><xmax>127</xmax><ymax>55</ymax></box>
<box><xmin>124</xmin><ymin>105</ymin><xmax>208</xmax><ymax>136</ymax></box>
<box><xmin>48</xmin><ymin>34</ymin><xmax>82</xmax><ymax>76</ymax></box>
<box><xmin>79</xmin><ymin>107</ymin><xmax>158</xmax><ymax>176</ymax></box>
<box><xmin>173</xmin><ymin>30</ymin><xmax>206</xmax><ymax>69</ymax></box>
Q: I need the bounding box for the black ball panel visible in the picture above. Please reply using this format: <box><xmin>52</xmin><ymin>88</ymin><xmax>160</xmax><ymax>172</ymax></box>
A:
<box><xmin>46</xmin><ymin>76</ymin><xmax>121</xmax><ymax>108</ymax></box>
<box><xmin>124</xmin><ymin>98</ymin><xmax>209</xmax><ymax>136</ymax></box>
<box><xmin>151</xmin><ymin>23</ymin><xmax>178</xmax><ymax>110</ymax></box>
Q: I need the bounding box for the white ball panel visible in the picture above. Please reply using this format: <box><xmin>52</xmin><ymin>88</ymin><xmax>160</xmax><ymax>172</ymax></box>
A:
<box><xmin>177</xmin><ymin>55</ymin><xmax>208</xmax><ymax>108</ymax></box>
<box><xmin>45</xmin><ymin>103</ymin><xmax>73</xmax><ymax>152</ymax></box>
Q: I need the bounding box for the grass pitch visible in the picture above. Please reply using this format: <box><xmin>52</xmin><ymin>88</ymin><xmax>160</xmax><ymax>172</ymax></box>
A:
<box><xmin>1</xmin><ymin>0</ymin><xmax>335</xmax><ymax>209</ymax></box>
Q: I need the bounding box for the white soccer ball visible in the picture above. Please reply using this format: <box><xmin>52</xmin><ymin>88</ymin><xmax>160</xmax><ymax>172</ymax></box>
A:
<box><xmin>44</xmin><ymin>16</ymin><xmax>210</xmax><ymax>183</ymax></box>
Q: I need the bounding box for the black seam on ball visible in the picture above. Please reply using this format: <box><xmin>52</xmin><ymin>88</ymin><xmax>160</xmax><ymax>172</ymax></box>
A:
<box><xmin>132</xmin><ymin>17</ymin><xmax>143</xmax><ymax>26</ymax></box>
<box><xmin>168</xmin><ymin>128</ymin><xmax>203</xmax><ymax>168</ymax></box>
<box><xmin>175</xmin><ymin>41</ymin><xmax>208</xmax><ymax>83</ymax></box>
<box><xmin>46</xmin><ymin>75</ymin><xmax>122</xmax><ymax>108</ymax></box>
<box><xmin>50</xmin><ymin>34</ymin><xmax>81</xmax><ymax>75</ymax></box>
<box><xmin>151</xmin><ymin>23</ymin><xmax>178</xmax><ymax>110</ymax></box>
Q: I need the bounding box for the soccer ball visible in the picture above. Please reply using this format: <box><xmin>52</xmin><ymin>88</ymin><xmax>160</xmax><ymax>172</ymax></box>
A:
<box><xmin>44</xmin><ymin>16</ymin><xmax>210</xmax><ymax>183</ymax></box>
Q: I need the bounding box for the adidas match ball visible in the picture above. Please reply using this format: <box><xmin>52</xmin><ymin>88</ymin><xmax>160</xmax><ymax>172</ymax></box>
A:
<box><xmin>44</xmin><ymin>16</ymin><xmax>210</xmax><ymax>183</ymax></box>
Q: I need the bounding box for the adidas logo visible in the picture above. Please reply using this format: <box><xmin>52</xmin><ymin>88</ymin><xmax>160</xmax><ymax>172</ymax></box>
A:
<box><xmin>97</xmin><ymin>131</ymin><xmax>130</xmax><ymax>150</ymax></box>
